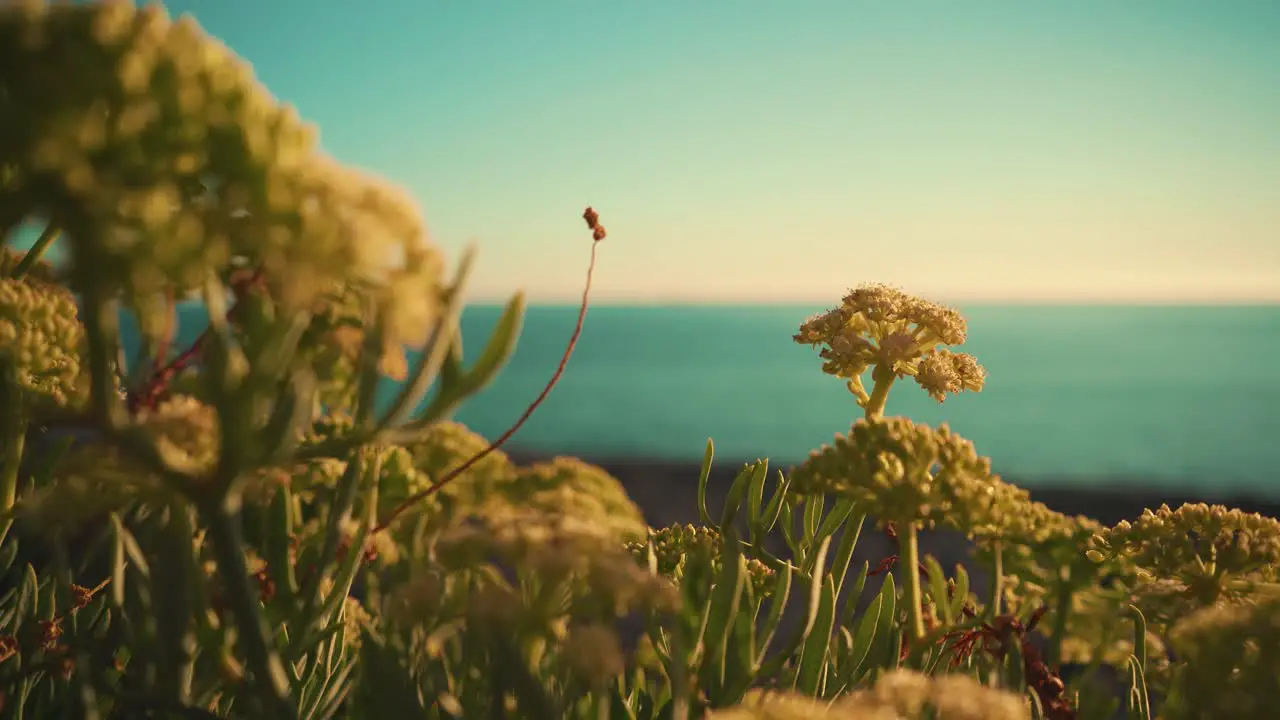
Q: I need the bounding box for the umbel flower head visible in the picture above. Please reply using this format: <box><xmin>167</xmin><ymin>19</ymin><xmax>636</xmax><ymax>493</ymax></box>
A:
<box><xmin>507</xmin><ymin>457</ymin><xmax>648</xmax><ymax>543</ymax></box>
<box><xmin>629</xmin><ymin>524</ymin><xmax>777</xmax><ymax>599</ymax></box>
<box><xmin>795</xmin><ymin>284</ymin><xmax>984</xmax><ymax>404</ymax></box>
<box><xmin>400</xmin><ymin>421</ymin><xmax>517</xmax><ymax>510</ymax></box>
<box><xmin>790</xmin><ymin>416</ymin><xmax>1026</xmax><ymax>533</ymax></box>
<box><xmin>710</xmin><ymin>670</ymin><xmax>1028</xmax><ymax>720</ymax></box>
<box><xmin>17</xmin><ymin>394</ymin><xmax>215</xmax><ymax>529</ymax></box>
<box><xmin>430</xmin><ymin>506</ymin><xmax>679</xmax><ymax>620</ymax></box>
<box><xmin>0</xmin><ymin>274</ymin><xmax>90</xmax><ymax>412</ymax></box>
<box><xmin>1089</xmin><ymin>503</ymin><xmax>1280</xmax><ymax>615</ymax></box>
<box><xmin>0</xmin><ymin>0</ymin><xmax>444</xmax><ymax>351</ymax></box>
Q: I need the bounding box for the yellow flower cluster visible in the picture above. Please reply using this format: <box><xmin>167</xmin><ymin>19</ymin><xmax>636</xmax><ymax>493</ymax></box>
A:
<box><xmin>711</xmin><ymin>670</ymin><xmax>1028</xmax><ymax>720</ymax></box>
<box><xmin>1091</xmin><ymin>503</ymin><xmax>1280</xmax><ymax>583</ymax></box>
<box><xmin>790</xmin><ymin>417</ymin><xmax>1025</xmax><ymax>532</ymax></box>
<box><xmin>430</xmin><ymin>506</ymin><xmax>679</xmax><ymax>619</ymax></box>
<box><xmin>1088</xmin><ymin>504</ymin><xmax>1280</xmax><ymax>624</ymax></box>
<box><xmin>509</xmin><ymin>457</ymin><xmax>648</xmax><ymax>543</ymax></box>
<box><xmin>0</xmin><ymin>274</ymin><xmax>89</xmax><ymax>411</ymax></box>
<box><xmin>131</xmin><ymin>393</ymin><xmax>220</xmax><ymax>476</ymax></box>
<box><xmin>15</xmin><ymin>395</ymin><xmax>215</xmax><ymax>526</ymax></box>
<box><xmin>795</xmin><ymin>284</ymin><xmax>983</xmax><ymax>403</ymax></box>
<box><xmin>0</xmin><ymin>0</ymin><xmax>443</xmax><ymax>350</ymax></box>
<box><xmin>630</xmin><ymin>523</ymin><xmax>777</xmax><ymax>598</ymax></box>
<box><xmin>401</xmin><ymin>421</ymin><xmax>516</xmax><ymax>509</ymax></box>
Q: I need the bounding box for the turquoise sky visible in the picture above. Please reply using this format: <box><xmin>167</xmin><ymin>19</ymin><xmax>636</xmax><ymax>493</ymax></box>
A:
<box><xmin>144</xmin><ymin>2</ymin><xmax>1280</xmax><ymax>303</ymax></box>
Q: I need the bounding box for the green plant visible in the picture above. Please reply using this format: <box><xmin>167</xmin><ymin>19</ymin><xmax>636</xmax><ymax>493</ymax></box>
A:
<box><xmin>1</xmin><ymin>3</ymin><xmax>1278</xmax><ymax>719</ymax></box>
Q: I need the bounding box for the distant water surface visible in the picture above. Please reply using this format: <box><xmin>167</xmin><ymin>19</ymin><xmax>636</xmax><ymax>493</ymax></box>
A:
<box><xmin>138</xmin><ymin>303</ymin><xmax>1280</xmax><ymax>498</ymax></box>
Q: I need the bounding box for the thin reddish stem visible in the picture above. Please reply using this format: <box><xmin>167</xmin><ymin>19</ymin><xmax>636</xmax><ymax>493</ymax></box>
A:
<box><xmin>126</xmin><ymin>270</ymin><xmax>263</xmax><ymax>413</ymax></box>
<box><xmin>374</xmin><ymin>237</ymin><xmax>602</xmax><ymax>534</ymax></box>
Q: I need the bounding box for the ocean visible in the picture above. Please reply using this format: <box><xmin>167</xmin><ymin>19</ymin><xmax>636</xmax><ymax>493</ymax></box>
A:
<box><xmin>137</xmin><ymin>303</ymin><xmax>1280</xmax><ymax>499</ymax></box>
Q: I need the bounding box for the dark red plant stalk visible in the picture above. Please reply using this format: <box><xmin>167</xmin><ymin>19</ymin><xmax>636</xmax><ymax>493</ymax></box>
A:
<box><xmin>373</xmin><ymin>207</ymin><xmax>607</xmax><ymax>534</ymax></box>
<box><xmin>943</xmin><ymin>606</ymin><xmax>1075</xmax><ymax>720</ymax></box>
<box><xmin>126</xmin><ymin>269</ymin><xmax>264</xmax><ymax>412</ymax></box>
<box><xmin>867</xmin><ymin>553</ymin><xmax>929</xmax><ymax>579</ymax></box>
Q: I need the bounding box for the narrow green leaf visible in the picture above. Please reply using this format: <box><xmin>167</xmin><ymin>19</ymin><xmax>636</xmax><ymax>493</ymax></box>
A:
<box><xmin>949</xmin><ymin>563</ymin><xmax>971</xmax><ymax>622</ymax></box>
<box><xmin>1128</xmin><ymin>604</ymin><xmax>1148</xmax><ymax>675</ymax></box>
<box><xmin>377</xmin><ymin>260</ymin><xmax>473</xmax><ymax>432</ymax></box>
<box><xmin>829</xmin><ymin>514</ymin><xmax>865</xmax><ymax>598</ymax></box>
<box><xmin>924</xmin><ymin>555</ymin><xmax>952</xmax><ymax>626</ymax></box>
<box><xmin>840</xmin><ymin>561</ymin><xmax>870</xmax><ymax>628</ymax></box>
<box><xmin>868</xmin><ymin>574</ymin><xmax>898</xmax><ymax>672</ymax></box>
<box><xmin>264</xmin><ymin>486</ymin><xmax>298</xmax><ymax>603</ymax></box>
<box><xmin>757</xmin><ymin>470</ymin><xmax>790</xmax><ymax>535</ymax></box>
<box><xmin>800</xmin><ymin>536</ymin><xmax>832</xmax><ymax>642</ymax></box>
<box><xmin>753</xmin><ymin>563</ymin><xmax>793</xmax><ymax>669</ymax></box>
<box><xmin>779</xmin><ymin>502</ymin><xmax>798</xmax><ymax>556</ymax></box>
<box><xmin>802</xmin><ymin>494</ymin><xmax>825</xmax><ymax>543</ymax></box>
<box><xmin>111</xmin><ymin>517</ymin><xmax>127</xmax><ymax>608</ymax></box>
<box><xmin>718</xmin><ymin>462</ymin><xmax>757</xmax><ymax>531</ymax></box>
<box><xmin>418</xmin><ymin>290</ymin><xmax>524</xmax><ymax>425</ymax></box>
<box><xmin>110</xmin><ymin>513</ymin><xmax>152</xmax><ymax>578</ymax></box>
<box><xmin>13</xmin><ymin>563</ymin><xmax>36</xmax><ymax>630</ymax></box>
<box><xmin>814</xmin><ymin>497</ymin><xmax>857</xmax><ymax>543</ymax></box>
<box><xmin>696</xmin><ymin>439</ymin><xmax>715</xmax><ymax>527</ymax></box>
<box><xmin>438</xmin><ymin>324</ymin><xmax>464</xmax><ymax>392</ymax></box>
<box><xmin>845</xmin><ymin>592</ymin><xmax>882</xmax><ymax>685</ymax></box>
<box><xmin>794</xmin><ymin>575</ymin><xmax>837</xmax><ymax>696</ymax></box>
<box><xmin>699</xmin><ymin>534</ymin><xmax>747</xmax><ymax>688</ymax></box>
<box><xmin>745</xmin><ymin>459</ymin><xmax>770</xmax><ymax>539</ymax></box>
<box><xmin>459</xmin><ymin>290</ymin><xmax>524</xmax><ymax>393</ymax></box>
<box><xmin>1127</xmin><ymin>654</ymin><xmax>1152</xmax><ymax>720</ymax></box>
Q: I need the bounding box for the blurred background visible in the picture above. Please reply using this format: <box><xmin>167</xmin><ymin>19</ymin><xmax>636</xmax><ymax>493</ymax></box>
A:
<box><xmin>14</xmin><ymin>0</ymin><xmax>1280</xmax><ymax>500</ymax></box>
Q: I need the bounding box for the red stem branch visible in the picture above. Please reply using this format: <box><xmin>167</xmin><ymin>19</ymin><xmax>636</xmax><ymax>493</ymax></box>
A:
<box><xmin>374</xmin><ymin>236</ymin><xmax>603</xmax><ymax>534</ymax></box>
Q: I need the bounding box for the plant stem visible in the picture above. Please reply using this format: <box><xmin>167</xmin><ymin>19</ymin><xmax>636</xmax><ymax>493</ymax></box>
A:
<box><xmin>987</xmin><ymin>541</ymin><xmax>1004</xmax><ymax>620</ymax></box>
<box><xmin>201</xmin><ymin>493</ymin><xmax>297</xmax><ymax>719</ymax></box>
<box><xmin>863</xmin><ymin>365</ymin><xmax>896</xmax><ymax>420</ymax></box>
<box><xmin>10</xmin><ymin>223</ymin><xmax>59</xmax><ymax>278</ymax></box>
<box><xmin>0</xmin><ymin>358</ymin><xmax>25</xmax><ymax>547</ymax></box>
<box><xmin>898</xmin><ymin>522</ymin><xmax>926</xmax><ymax>641</ymax></box>
<box><xmin>374</xmin><ymin>238</ymin><xmax>602</xmax><ymax>533</ymax></box>
<box><xmin>1046</xmin><ymin>582</ymin><xmax>1073</xmax><ymax>669</ymax></box>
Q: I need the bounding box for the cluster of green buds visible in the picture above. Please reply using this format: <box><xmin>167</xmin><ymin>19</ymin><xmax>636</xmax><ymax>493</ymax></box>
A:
<box><xmin>790</xmin><ymin>416</ymin><xmax>1021</xmax><ymax>534</ymax></box>
<box><xmin>18</xmin><ymin>393</ymin><xmax>218</xmax><ymax>527</ymax></box>
<box><xmin>507</xmin><ymin>457</ymin><xmax>649</xmax><ymax>543</ymax></box>
<box><xmin>711</xmin><ymin>670</ymin><xmax>1028</xmax><ymax>720</ymax></box>
<box><xmin>629</xmin><ymin>523</ymin><xmax>777</xmax><ymax>599</ymax></box>
<box><xmin>795</xmin><ymin>283</ymin><xmax>984</xmax><ymax>412</ymax></box>
<box><xmin>432</xmin><ymin>505</ymin><xmax>678</xmax><ymax>617</ymax></box>
<box><xmin>399</xmin><ymin>420</ymin><xmax>516</xmax><ymax>510</ymax></box>
<box><xmin>0</xmin><ymin>270</ymin><xmax>89</xmax><ymax>412</ymax></box>
<box><xmin>1088</xmin><ymin>503</ymin><xmax>1280</xmax><ymax>621</ymax></box>
<box><xmin>1</xmin><ymin>0</ymin><xmax>444</xmax><ymax>357</ymax></box>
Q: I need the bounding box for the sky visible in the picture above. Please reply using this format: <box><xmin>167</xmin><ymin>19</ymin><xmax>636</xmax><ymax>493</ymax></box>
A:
<box><xmin>72</xmin><ymin>2</ymin><xmax>1280</xmax><ymax>302</ymax></box>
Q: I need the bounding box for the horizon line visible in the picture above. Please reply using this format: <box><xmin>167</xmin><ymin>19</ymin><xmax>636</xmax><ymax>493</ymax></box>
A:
<box><xmin>462</xmin><ymin>296</ymin><xmax>1280</xmax><ymax>308</ymax></box>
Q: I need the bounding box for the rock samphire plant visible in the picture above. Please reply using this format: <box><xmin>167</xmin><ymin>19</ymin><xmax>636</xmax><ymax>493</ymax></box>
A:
<box><xmin>1</xmin><ymin>2</ymin><xmax>1278</xmax><ymax>719</ymax></box>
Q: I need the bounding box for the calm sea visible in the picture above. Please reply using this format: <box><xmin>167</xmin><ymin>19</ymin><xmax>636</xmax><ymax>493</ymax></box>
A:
<box><xmin>136</xmin><ymin>303</ymin><xmax>1280</xmax><ymax>498</ymax></box>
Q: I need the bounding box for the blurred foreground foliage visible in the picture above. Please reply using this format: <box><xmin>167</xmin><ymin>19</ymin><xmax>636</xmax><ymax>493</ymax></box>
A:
<box><xmin>1</xmin><ymin>3</ymin><xmax>1278</xmax><ymax>719</ymax></box>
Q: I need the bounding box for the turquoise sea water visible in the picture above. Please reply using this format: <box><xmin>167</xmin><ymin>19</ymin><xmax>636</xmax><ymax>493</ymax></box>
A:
<box><xmin>149</xmin><ymin>303</ymin><xmax>1280</xmax><ymax>497</ymax></box>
